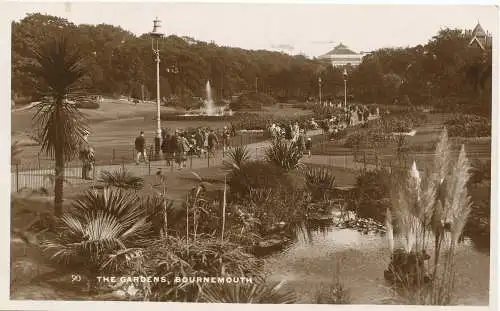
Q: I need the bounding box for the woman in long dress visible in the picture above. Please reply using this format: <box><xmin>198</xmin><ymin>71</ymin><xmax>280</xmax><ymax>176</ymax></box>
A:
<box><xmin>79</xmin><ymin>132</ymin><xmax>95</xmax><ymax>180</ymax></box>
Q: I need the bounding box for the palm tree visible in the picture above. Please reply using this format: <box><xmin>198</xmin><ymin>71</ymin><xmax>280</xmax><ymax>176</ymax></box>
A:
<box><xmin>43</xmin><ymin>188</ymin><xmax>151</xmax><ymax>277</ymax></box>
<box><xmin>29</xmin><ymin>35</ymin><xmax>89</xmax><ymax>216</ymax></box>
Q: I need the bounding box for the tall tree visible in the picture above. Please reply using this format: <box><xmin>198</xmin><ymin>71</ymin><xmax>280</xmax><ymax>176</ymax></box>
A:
<box><xmin>30</xmin><ymin>35</ymin><xmax>89</xmax><ymax>216</ymax></box>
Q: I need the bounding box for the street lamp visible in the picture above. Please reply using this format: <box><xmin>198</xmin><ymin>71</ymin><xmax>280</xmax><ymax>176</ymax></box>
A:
<box><xmin>150</xmin><ymin>17</ymin><xmax>164</xmax><ymax>160</ymax></box>
<box><xmin>343</xmin><ymin>69</ymin><xmax>348</xmax><ymax>108</ymax></box>
<box><xmin>318</xmin><ymin>77</ymin><xmax>322</xmax><ymax>106</ymax></box>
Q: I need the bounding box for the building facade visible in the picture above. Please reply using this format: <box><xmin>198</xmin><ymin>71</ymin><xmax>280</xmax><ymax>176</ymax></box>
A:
<box><xmin>318</xmin><ymin>43</ymin><xmax>366</xmax><ymax>67</ymax></box>
<box><xmin>466</xmin><ymin>22</ymin><xmax>492</xmax><ymax>50</ymax></box>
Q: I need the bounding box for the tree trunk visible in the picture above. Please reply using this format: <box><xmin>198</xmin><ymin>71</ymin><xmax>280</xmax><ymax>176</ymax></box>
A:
<box><xmin>54</xmin><ymin>152</ymin><xmax>64</xmax><ymax>217</ymax></box>
<box><xmin>54</xmin><ymin>99</ymin><xmax>64</xmax><ymax>217</ymax></box>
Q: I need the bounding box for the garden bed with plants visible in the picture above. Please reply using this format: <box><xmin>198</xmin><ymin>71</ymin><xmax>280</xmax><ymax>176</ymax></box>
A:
<box><xmin>444</xmin><ymin>114</ymin><xmax>491</xmax><ymax>138</ymax></box>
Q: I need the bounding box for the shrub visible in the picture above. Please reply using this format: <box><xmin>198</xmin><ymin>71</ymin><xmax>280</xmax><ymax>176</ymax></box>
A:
<box><xmin>138</xmin><ymin>236</ymin><xmax>263</xmax><ymax>301</ymax></box>
<box><xmin>304</xmin><ymin>167</ymin><xmax>336</xmax><ymax>202</ymax></box>
<box><xmin>229</xmin><ymin>161</ymin><xmax>294</xmax><ymax>199</ymax></box>
<box><xmin>344</xmin><ymin>133</ymin><xmax>365</xmax><ymax>149</ymax></box>
<box><xmin>141</xmin><ymin>195</ymin><xmax>175</xmax><ymax>238</ymax></box>
<box><xmin>225</xmin><ymin>145</ymin><xmax>251</xmax><ymax>170</ymax></box>
<box><xmin>445</xmin><ymin>114</ymin><xmax>491</xmax><ymax>137</ymax></box>
<box><xmin>265</xmin><ymin>140</ymin><xmax>304</xmax><ymax>171</ymax></box>
<box><xmin>75</xmin><ymin>101</ymin><xmax>100</xmax><ymax>109</ymax></box>
<box><xmin>464</xmin><ymin>198</ymin><xmax>490</xmax><ymax>250</ymax></box>
<box><xmin>468</xmin><ymin>159</ymin><xmax>491</xmax><ymax>185</ymax></box>
<box><xmin>160</xmin><ymin>113</ymin><xmax>236</xmax><ymax>122</ymax></box>
<box><xmin>352</xmin><ymin>169</ymin><xmax>392</xmax><ymax>222</ymax></box>
<box><xmin>230</xmin><ymin>92</ymin><xmax>276</xmax><ymax>110</ymax></box>
<box><xmin>236</xmin><ymin>187</ymin><xmax>309</xmax><ymax>234</ymax></box>
<box><xmin>100</xmin><ymin>169</ymin><xmax>144</xmax><ymax>190</ymax></box>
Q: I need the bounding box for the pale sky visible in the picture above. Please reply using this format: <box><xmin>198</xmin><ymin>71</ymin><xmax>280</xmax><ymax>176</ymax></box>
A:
<box><xmin>6</xmin><ymin>2</ymin><xmax>499</xmax><ymax>57</ymax></box>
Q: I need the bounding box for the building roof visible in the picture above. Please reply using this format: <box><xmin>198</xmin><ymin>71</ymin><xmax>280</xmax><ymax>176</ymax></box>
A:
<box><xmin>472</xmin><ymin>22</ymin><xmax>486</xmax><ymax>37</ymax></box>
<box><xmin>469</xmin><ymin>36</ymin><xmax>485</xmax><ymax>50</ymax></box>
<box><xmin>323</xmin><ymin>43</ymin><xmax>358</xmax><ymax>56</ymax></box>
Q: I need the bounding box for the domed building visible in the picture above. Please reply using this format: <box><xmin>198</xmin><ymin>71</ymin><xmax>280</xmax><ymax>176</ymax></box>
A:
<box><xmin>318</xmin><ymin>43</ymin><xmax>367</xmax><ymax>67</ymax></box>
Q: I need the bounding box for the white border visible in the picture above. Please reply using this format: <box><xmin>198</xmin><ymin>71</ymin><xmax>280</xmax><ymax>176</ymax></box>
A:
<box><xmin>1</xmin><ymin>1</ymin><xmax>498</xmax><ymax>311</ymax></box>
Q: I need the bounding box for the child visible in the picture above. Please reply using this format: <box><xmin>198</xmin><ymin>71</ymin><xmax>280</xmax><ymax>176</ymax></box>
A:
<box><xmin>305</xmin><ymin>137</ymin><xmax>312</xmax><ymax>158</ymax></box>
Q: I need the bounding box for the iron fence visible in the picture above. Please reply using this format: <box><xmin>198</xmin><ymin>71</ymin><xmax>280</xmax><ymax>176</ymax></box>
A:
<box><xmin>11</xmin><ymin>133</ymin><xmax>270</xmax><ymax>192</ymax></box>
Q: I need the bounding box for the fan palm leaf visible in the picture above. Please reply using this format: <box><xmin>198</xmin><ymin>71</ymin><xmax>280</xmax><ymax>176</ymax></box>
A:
<box><xmin>100</xmin><ymin>169</ymin><xmax>144</xmax><ymax>190</ymax></box>
<box><xmin>200</xmin><ymin>281</ymin><xmax>296</xmax><ymax>303</ymax></box>
<box><xmin>43</xmin><ymin>188</ymin><xmax>151</xmax><ymax>273</ymax></box>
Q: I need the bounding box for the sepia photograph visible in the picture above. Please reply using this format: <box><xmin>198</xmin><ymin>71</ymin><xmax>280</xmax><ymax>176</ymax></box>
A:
<box><xmin>4</xmin><ymin>1</ymin><xmax>498</xmax><ymax>308</ymax></box>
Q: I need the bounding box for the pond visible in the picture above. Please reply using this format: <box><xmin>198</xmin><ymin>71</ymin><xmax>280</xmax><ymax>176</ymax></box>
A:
<box><xmin>264</xmin><ymin>221</ymin><xmax>490</xmax><ymax>305</ymax></box>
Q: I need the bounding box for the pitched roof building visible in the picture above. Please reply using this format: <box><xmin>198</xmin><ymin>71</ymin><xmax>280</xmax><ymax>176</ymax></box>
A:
<box><xmin>318</xmin><ymin>43</ymin><xmax>367</xmax><ymax>67</ymax></box>
<box><xmin>466</xmin><ymin>22</ymin><xmax>492</xmax><ymax>50</ymax></box>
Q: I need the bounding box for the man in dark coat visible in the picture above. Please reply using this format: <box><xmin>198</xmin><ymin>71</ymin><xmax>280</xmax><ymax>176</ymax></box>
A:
<box><xmin>207</xmin><ymin>129</ymin><xmax>218</xmax><ymax>156</ymax></box>
<box><xmin>135</xmin><ymin>131</ymin><xmax>148</xmax><ymax>164</ymax></box>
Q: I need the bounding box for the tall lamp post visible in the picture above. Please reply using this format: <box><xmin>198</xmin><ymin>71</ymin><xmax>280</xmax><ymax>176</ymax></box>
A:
<box><xmin>318</xmin><ymin>77</ymin><xmax>322</xmax><ymax>105</ymax></box>
<box><xmin>343</xmin><ymin>69</ymin><xmax>348</xmax><ymax>108</ymax></box>
<box><xmin>150</xmin><ymin>17</ymin><xmax>164</xmax><ymax>160</ymax></box>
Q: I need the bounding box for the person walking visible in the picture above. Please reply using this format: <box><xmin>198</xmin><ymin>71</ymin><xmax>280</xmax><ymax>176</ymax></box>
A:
<box><xmin>305</xmin><ymin>137</ymin><xmax>312</xmax><ymax>158</ymax></box>
<box><xmin>161</xmin><ymin>132</ymin><xmax>172</xmax><ymax>166</ymax></box>
<box><xmin>222</xmin><ymin>126</ymin><xmax>231</xmax><ymax>153</ymax></box>
<box><xmin>79</xmin><ymin>131</ymin><xmax>95</xmax><ymax>180</ymax></box>
<box><xmin>175</xmin><ymin>132</ymin><xmax>189</xmax><ymax>169</ymax></box>
<box><xmin>135</xmin><ymin>131</ymin><xmax>148</xmax><ymax>164</ymax></box>
<box><xmin>297</xmin><ymin>130</ymin><xmax>306</xmax><ymax>155</ymax></box>
<box><xmin>207</xmin><ymin>129</ymin><xmax>218</xmax><ymax>157</ymax></box>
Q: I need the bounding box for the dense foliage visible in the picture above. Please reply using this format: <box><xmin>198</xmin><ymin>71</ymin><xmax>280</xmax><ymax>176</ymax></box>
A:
<box><xmin>349</xmin><ymin>29</ymin><xmax>491</xmax><ymax>117</ymax></box>
<box><xmin>230</xmin><ymin>92</ymin><xmax>277</xmax><ymax>110</ymax></box>
<box><xmin>350</xmin><ymin>169</ymin><xmax>392</xmax><ymax>223</ymax></box>
<box><xmin>445</xmin><ymin>114</ymin><xmax>491</xmax><ymax>137</ymax></box>
<box><xmin>228</xmin><ymin>161</ymin><xmax>295</xmax><ymax>199</ymax></box>
<box><xmin>12</xmin><ymin>14</ymin><xmax>491</xmax><ymax>117</ymax></box>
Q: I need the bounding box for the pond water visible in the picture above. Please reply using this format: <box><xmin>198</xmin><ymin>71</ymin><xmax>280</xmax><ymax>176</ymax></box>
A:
<box><xmin>264</xmin><ymin>222</ymin><xmax>490</xmax><ymax>305</ymax></box>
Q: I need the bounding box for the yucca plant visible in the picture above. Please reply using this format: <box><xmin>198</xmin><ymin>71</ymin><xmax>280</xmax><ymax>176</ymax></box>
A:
<box><xmin>43</xmin><ymin>188</ymin><xmax>151</xmax><ymax>277</ymax></box>
<box><xmin>304</xmin><ymin>167</ymin><xmax>336</xmax><ymax>202</ymax></box>
<box><xmin>387</xmin><ymin>130</ymin><xmax>473</xmax><ymax>305</ymax></box>
<box><xmin>29</xmin><ymin>34</ymin><xmax>89</xmax><ymax>216</ymax></box>
<box><xmin>100</xmin><ymin>169</ymin><xmax>144</xmax><ymax>191</ymax></box>
<box><xmin>265</xmin><ymin>139</ymin><xmax>304</xmax><ymax>171</ymax></box>
<box><xmin>199</xmin><ymin>281</ymin><xmax>296</xmax><ymax>303</ymax></box>
<box><xmin>225</xmin><ymin>145</ymin><xmax>251</xmax><ymax>170</ymax></box>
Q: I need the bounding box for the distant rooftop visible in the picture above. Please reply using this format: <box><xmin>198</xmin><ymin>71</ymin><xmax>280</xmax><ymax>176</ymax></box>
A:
<box><xmin>472</xmin><ymin>22</ymin><xmax>486</xmax><ymax>37</ymax></box>
<box><xmin>323</xmin><ymin>43</ymin><xmax>358</xmax><ymax>56</ymax></box>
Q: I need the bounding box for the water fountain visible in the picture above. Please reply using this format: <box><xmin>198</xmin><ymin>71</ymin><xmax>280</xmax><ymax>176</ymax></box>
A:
<box><xmin>202</xmin><ymin>81</ymin><xmax>216</xmax><ymax>115</ymax></box>
<box><xmin>179</xmin><ymin>80</ymin><xmax>233</xmax><ymax>117</ymax></box>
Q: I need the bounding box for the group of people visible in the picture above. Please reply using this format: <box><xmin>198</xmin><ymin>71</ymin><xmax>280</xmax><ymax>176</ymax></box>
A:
<box><xmin>134</xmin><ymin>126</ymin><xmax>234</xmax><ymax>170</ymax></box>
<box><xmin>268</xmin><ymin>122</ymin><xmax>313</xmax><ymax>158</ymax></box>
